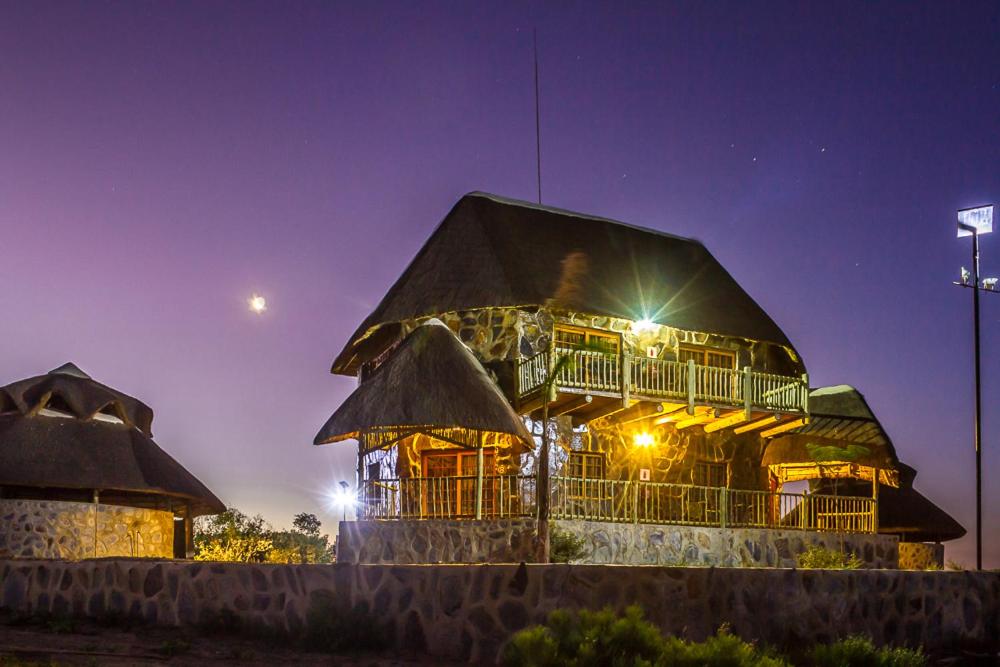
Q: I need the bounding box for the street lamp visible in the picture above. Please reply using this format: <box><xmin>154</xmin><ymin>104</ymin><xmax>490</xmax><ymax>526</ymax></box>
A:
<box><xmin>331</xmin><ymin>480</ymin><xmax>355</xmax><ymax>522</ymax></box>
<box><xmin>954</xmin><ymin>204</ymin><xmax>995</xmax><ymax>571</ymax></box>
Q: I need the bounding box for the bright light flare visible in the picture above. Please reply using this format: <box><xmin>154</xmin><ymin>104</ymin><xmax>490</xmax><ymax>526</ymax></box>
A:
<box><xmin>248</xmin><ymin>294</ymin><xmax>267</xmax><ymax>314</ymax></box>
<box><xmin>633</xmin><ymin>318</ymin><xmax>656</xmax><ymax>333</ymax></box>
<box><xmin>633</xmin><ymin>432</ymin><xmax>655</xmax><ymax>448</ymax></box>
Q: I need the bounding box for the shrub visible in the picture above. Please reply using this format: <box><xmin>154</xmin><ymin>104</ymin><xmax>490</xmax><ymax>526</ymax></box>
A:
<box><xmin>502</xmin><ymin>606</ymin><xmax>788</xmax><ymax>666</ymax></box>
<box><xmin>302</xmin><ymin>593</ymin><xmax>382</xmax><ymax>653</ymax></box>
<box><xmin>550</xmin><ymin>525</ymin><xmax>587</xmax><ymax>563</ymax></box>
<box><xmin>812</xmin><ymin>635</ymin><xmax>925</xmax><ymax>667</ymax></box>
<box><xmin>796</xmin><ymin>545</ymin><xmax>863</xmax><ymax>569</ymax></box>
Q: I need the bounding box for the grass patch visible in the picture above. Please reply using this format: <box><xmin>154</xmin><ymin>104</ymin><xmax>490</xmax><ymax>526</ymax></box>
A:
<box><xmin>797</xmin><ymin>545</ymin><xmax>863</xmax><ymax>569</ymax></box>
<box><xmin>812</xmin><ymin>635</ymin><xmax>925</xmax><ymax>666</ymax></box>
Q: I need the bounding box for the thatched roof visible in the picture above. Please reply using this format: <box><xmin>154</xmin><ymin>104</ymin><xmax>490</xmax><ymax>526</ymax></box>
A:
<box><xmin>316</xmin><ymin>320</ymin><xmax>533</xmax><ymax>451</ymax></box>
<box><xmin>0</xmin><ymin>364</ymin><xmax>224</xmax><ymax>516</ymax></box>
<box><xmin>332</xmin><ymin>192</ymin><xmax>799</xmax><ymax>374</ymax></box>
<box><xmin>763</xmin><ymin>385</ymin><xmax>900</xmax><ymax>486</ymax></box>
<box><xmin>817</xmin><ymin>464</ymin><xmax>966</xmax><ymax>543</ymax></box>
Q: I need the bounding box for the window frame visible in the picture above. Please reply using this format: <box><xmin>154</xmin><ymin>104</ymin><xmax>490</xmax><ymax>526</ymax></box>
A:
<box><xmin>678</xmin><ymin>345</ymin><xmax>736</xmax><ymax>370</ymax></box>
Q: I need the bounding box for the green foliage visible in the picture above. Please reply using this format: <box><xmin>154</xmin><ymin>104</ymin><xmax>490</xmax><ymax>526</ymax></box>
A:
<box><xmin>550</xmin><ymin>525</ymin><xmax>587</xmax><ymax>563</ymax></box>
<box><xmin>194</xmin><ymin>508</ymin><xmax>273</xmax><ymax>563</ymax></box>
<box><xmin>796</xmin><ymin>545</ymin><xmax>863</xmax><ymax>569</ymax></box>
<box><xmin>502</xmin><ymin>606</ymin><xmax>788</xmax><ymax>667</ymax></box>
<box><xmin>811</xmin><ymin>636</ymin><xmax>925</xmax><ymax>667</ymax></box>
<box><xmin>194</xmin><ymin>507</ymin><xmax>334</xmax><ymax>563</ymax></box>
<box><xmin>945</xmin><ymin>559</ymin><xmax>966</xmax><ymax>571</ymax></box>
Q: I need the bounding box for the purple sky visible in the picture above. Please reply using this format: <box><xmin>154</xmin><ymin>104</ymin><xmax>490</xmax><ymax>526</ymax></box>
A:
<box><xmin>2</xmin><ymin>1</ymin><xmax>999</xmax><ymax>566</ymax></box>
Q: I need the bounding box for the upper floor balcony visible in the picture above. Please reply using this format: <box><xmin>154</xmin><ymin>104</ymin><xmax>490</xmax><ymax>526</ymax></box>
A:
<box><xmin>516</xmin><ymin>346</ymin><xmax>808</xmax><ymax>433</ymax></box>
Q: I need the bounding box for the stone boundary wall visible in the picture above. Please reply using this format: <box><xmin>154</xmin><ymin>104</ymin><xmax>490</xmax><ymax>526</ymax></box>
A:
<box><xmin>558</xmin><ymin>519</ymin><xmax>898</xmax><ymax>568</ymax></box>
<box><xmin>899</xmin><ymin>542</ymin><xmax>945</xmax><ymax>570</ymax></box>
<box><xmin>0</xmin><ymin>500</ymin><xmax>174</xmax><ymax>560</ymax></box>
<box><xmin>337</xmin><ymin>519</ymin><xmax>898</xmax><ymax>568</ymax></box>
<box><xmin>2</xmin><ymin>560</ymin><xmax>997</xmax><ymax>663</ymax></box>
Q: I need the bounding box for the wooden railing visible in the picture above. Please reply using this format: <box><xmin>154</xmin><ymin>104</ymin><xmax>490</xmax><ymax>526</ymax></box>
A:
<box><xmin>519</xmin><ymin>348</ymin><xmax>808</xmax><ymax>413</ymax></box>
<box><xmin>360</xmin><ymin>475</ymin><xmax>536</xmax><ymax>521</ymax></box>
<box><xmin>550</xmin><ymin>478</ymin><xmax>876</xmax><ymax>533</ymax></box>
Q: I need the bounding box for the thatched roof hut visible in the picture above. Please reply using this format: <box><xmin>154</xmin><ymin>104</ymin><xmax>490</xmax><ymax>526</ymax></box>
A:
<box><xmin>0</xmin><ymin>364</ymin><xmax>224</xmax><ymax>516</ymax></box>
<box><xmin>332</xmin><ymin>192</ymin><xmax>800</xmax><ymax>374</ymax></box>
<box><xmin>316</xmin><ymin>320</ymin><xmax>533</xmax><ymax>453</ymax></box>
<box><xmin>763</xmin><ymin>385</ymin><xmax>900</xmax><ymax>487</ymax></box>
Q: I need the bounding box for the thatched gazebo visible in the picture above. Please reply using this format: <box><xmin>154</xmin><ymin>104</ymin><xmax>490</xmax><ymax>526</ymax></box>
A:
<box><xmin>316</xmin><ymin>320</ymin><xmax>534</xmax><ymax>520</ymax></box>
<box><xmin>763</xmin><ymin>385</ymin><xmax>901</xmax><ymax>488</ymax></box>
<box><xmin>0</xmin><ymin>363</ymin><xmax>224</xmax><ymax>559</ymax></box>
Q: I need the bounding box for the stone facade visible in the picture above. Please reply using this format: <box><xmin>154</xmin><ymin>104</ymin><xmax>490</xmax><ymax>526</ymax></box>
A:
<box><xmin>2</xmin><ymin>559</ymin><xmax>997</xmax><ymax>662</ymax></box>
<box><xmin>0</xmin><ymin>499</ymin><xmax>174</xmax><ymax>560</ymax></box>
<box><xmin>337</xmin><ymin>519</ymin><xmax>537</xmax><ymax>564</ymax></box>
<box><xmin>336</xmin><ymin>519</ymin><xmax>898</xmax><ymax>568</ymax></box>
<box><xmin>898</xmin><ymin>542</ymin><xmax>945</xmax><ymax>570</ymax></box>
<box><xmin>556</xmin><ymin>519</ymin><xmax>898</xmax><ymax>568</ymax></box>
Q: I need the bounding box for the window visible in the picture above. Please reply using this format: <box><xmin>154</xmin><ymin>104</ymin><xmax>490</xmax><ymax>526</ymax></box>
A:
<box><xmin>678</xmin><ymin>346</ymin><xmax>736</xmax><ymax>370</ymax></box>
<box><xmin>420</xmin><ymin>450</ymin><xmax>497</xmax><ymax>517</ymax></box>
<box><xmin>693</xmin><ymin>461</ymin><xmax>728</xmax><ymax>488</ymax></box>
<box><xmin>566</xmin><ymin>452</ymin><xmax>606</xmax><ymax>499</ymax></box>
<box><xmin>555</xmin><ymin>326</ymin><xmax>620</xmax><ymax>356</ymax></box>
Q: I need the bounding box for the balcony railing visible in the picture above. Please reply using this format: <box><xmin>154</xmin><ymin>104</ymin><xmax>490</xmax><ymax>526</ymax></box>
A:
<box><xmin>360</xmin><ymin>475</ymin><xmax>537</xmax><ymax>520</ymax></box>
<box><xmin>360</xmin><ymin>475</ymin><xmax>876</xmax><ymax>534</ymax></box>
<box><xmin>550</xmin><ymin>478</ymin><xmax>875</xmax><ymax>533</ymax></box>
<box><xmin>518</xmin><ymin>348</ymin><xmax>808</xmax><ymax>413</ymax></box>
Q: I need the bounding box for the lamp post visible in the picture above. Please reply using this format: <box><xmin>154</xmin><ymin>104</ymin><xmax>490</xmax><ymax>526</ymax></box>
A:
<box><xmin>955</xmin><ymin>204</ymin><xmax>996</xmax><ymax>571</ymax></box>
<box><xmin>333</xmin><ymin>480</ymin><xmax>354</xmax><ymax>522</ymax></box>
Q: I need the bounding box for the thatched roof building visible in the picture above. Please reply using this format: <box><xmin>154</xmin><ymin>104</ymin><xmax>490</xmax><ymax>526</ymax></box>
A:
<box><xmin>316</xmin><ymin>320</ymin><xmax>532</xmax><ymax>453</ymax></box>
<box><xmin>763</xmin><ymin>385</ymin><xmax>900</xmax><ymax>486</ymax></box>
<box><xmin>332</xmin><ymin>192</ymin><xmax>799</xmax><ymax>374</ymax></box>
<box><xmin>0</xmin><ymin>363</ymin><xmax>224</xmax><ymax>516</ymax></box>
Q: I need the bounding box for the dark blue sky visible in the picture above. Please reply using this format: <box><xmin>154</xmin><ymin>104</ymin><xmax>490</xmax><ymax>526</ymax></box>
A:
<box><xmin>2</xmin><ymin>1</ymin><xmax>998</xmax><ymax>565</ymax></box>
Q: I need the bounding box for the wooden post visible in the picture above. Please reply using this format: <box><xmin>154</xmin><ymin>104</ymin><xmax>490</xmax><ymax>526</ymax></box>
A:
<box><xmin>475</xmin><ymin>441</ymin><xmax>484</xmax><ymax>520</ymax></box>
<box><xmin>92</xmin><ymin>489</ymin><xmax>100</xmax><ymax>558</ymax></box>
<box><xmin>871</xmin><ymin>470</ymin><xmax>879</xmax><ymax>533</ymax></box>
<box><xmin>621</xmin><ymin>352</ymin><xmax>631</xmax><ymax>407</ymax></box>
<box><xmin>185</xmin><ymin>504</ymin><xmax>194</xmax><ymax>558</ymax></box>
<box><xmin>743</xmin><ymin>366</ymin><xmax>752</xmax><ymax>419</ymax></box>
<box><xmin>686</xmin><ymin>359</ymin><xmax>696</xmax><ymax>415</ymax></box>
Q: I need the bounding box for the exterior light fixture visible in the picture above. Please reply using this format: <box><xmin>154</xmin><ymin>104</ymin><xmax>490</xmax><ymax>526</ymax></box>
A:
<box><xmin>633</xmin><ymin>432</ymin><xmax>655</xmax><ymax>448</ymax></box>
<box><xmin>953</xmin><ymin>204</ymin><xmax>996</xmax><ymax>571</ymax></box>
<box><xmin>331</xmin><ymin>480</ymin><xmax>355</xmax><ymax>522</ymax></box>
<box><xmin>634</xmin><ymin>318</ymin><xmax>656</xmax><ymax>333</ymax></box>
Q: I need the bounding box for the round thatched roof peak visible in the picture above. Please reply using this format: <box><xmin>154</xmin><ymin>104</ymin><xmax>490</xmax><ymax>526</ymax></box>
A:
<box><xmin>0</xmin><ymin>365</ymin><xmax>224</xmax><ymax>516</ymax></box>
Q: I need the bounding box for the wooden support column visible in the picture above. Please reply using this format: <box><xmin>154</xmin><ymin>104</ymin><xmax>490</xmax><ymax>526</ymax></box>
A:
<box><xmin>475</xmin><ymin>440</ymin><xmax>484</xmax><ymax>520</ymax></box>
<box><xmin>621</xmin><ymin>353</ymin><xmax>631</xmax><ymax>407</ymax></box>
<box><xmin>743</xmin><ymin>366</ymin><xmax>752</xmax><ymax>419</ymax></box>
<box><xmin>185</xmin><ymin>503</ymin><xmax>194</xmax><ymax>559</ymax></box>
<box><xmin>92</xmin><ymin>489</ymin><xmax>100</xmax><ymax>559</ymax></box>
<box><xmin>686</xmin><ymin>359</ymin><xmax>696</xmax><ymax>415</ymax></box>
<box><xmin>872</xmin><ymin>469</ymin><xmax>879</xmax><ymax>533</ymax></box>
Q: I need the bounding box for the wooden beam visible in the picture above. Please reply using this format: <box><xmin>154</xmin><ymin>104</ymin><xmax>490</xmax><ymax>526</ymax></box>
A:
<box><xmin>550</xmin><ymin>394</ymin><xmax>593</xmax><ymax>417</ymax></box>
<box><xmin>574</xmin><ymin>401</ymin><xmax>627</xmax><ymax>425</ymax></box>
<box><xmin>652</xmin><ymin>404</ymin><xmax>690</xmax><ymax>426</ymax></box>
<box><xmin>760</xmin><ymin>417</ymin><xmax>809</xmax><ymax>439</ymax></box>
<box><xmin>612</xmin><ymin>401</ymin><xmax>665</xmax><ymax>426</ymax></box>
<box><xmin>733</xmin><ymin>414</ymin><xmax>780</xmax><ymax>434</ymax></box>
<box><xmin>676</xmin><ymin>411</ymin><xmax>713</xmax><ymax>430</ymax></box>
<box><xmin>703</xmin><ymin>410</ymin><xmax>753</xmax><ymax>433</ymax></box>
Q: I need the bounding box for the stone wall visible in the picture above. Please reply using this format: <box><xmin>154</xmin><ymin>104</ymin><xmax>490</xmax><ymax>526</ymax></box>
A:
<box><xmin>0</xmin><ymin>499</ymin><xmax>174</xmax><ymax>560</ymax></box>
<box><xmin>336</xmin><ymin>519</ymin><xmax>897</xmax><ymax>568</ymax></box>
<box><xmin>2</xmin><ymin>559</ymin><xmax>997</xmax><ymax>662</ymax></box>
<box><xmin>337</xmin><ymin>519</ymin><xmax>537</xmax><ymax>564</ymax></box>
<box><xmin>899</xmin><ymin>542</ymin><xmax>945</xmax><ymax>570</ymax></box>
<box><xmin>557</xmin><ymin>519</ymin><xmax>898</xmax><ymax>568</ymax></box>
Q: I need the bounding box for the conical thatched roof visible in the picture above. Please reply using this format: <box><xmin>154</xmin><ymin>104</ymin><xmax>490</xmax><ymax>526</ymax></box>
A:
<box><xmin>332</xmin><ymin>192</ymin><xmax>800</xmax><ymax>374</ymax></box>
<box><xmin>316</xmin><ymin>320</ymin><xmax>533</xmax><ymax>451</ymax></box>
<box><xmin>763</xmin><ymin>385</ymin><xmax>900</xmax><ymax>486</ymax></box>
<box><xmin>0</xmin><ymin>364</ymin><xmax>224</xmax><ymax>516</ymax></box>
<box><xmin>816</xmin><ymin>464</ymin><xmax>966</xmax><ymax>543</ymax></box>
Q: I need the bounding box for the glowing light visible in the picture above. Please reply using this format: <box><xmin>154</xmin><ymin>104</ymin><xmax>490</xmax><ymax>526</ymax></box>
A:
<box><xmin>634</xmin><ymin>318</ymin><xmax>655</xmax><ymax>333</ymax></box>
<box><xmin>328</xmin><ymin>481</ymin><xmax>356</xmax><ymax>520</ymax></box>
<box><xmin>633</xmin><ymin>432</ymin><xmax>655</xmax><ymax>448</ymax></box>
<box><xmin>248</xmin><ymin>294</ymin><xmax>267</xmax><ymax>314</ymax></box>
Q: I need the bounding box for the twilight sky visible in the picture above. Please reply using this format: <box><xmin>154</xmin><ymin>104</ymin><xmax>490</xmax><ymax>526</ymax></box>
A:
<box><xmin>2</xmin><ymin>1</ymin><xmax>999</xmax><ymax>566</ymax></box>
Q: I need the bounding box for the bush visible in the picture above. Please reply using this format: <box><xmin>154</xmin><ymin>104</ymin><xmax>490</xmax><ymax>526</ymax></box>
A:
<box><xmin>550</xmin><ymin>525</ymin><xmax>587</xmax><ymax>563</ymax></box>
<box><xmin>812</xmin><ymin>636</ymin><xmax>925</xmax><ymax>667</ymax></box>
<box><xmin>502</xmin><ymin>606</ymin><xmax>788</xmax><ymax>666</ymax></box>
<box><xmin>302</xmin><ymin>593</ymin><xmax>382</xmax><ymax>653</ymax></box>
<box><xmin>796</xmin><ymin>545</ymin><xmax>863</xmax><ymax>569</ymax></box>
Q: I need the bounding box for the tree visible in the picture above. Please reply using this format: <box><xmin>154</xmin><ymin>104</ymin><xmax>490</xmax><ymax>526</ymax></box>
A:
<box><xmin>194</xmin><ymin>508</ymin><xmax>273</xmax><ymax>563</ymax></box>
<box><xmin>292</xmin><ymin>512</ymin><xmax>322</xmax><ymax>537</ymax></box>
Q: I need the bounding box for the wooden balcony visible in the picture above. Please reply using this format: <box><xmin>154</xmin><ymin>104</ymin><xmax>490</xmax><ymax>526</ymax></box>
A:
<box><xmin>516</xmin><ymin>348</ymin><xmax>808</xmax><ymax>431</ymax></box>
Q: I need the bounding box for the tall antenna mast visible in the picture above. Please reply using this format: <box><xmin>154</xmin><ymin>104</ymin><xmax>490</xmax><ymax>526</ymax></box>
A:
<box><xmin>533</xmin><ymin>29</ymin><xmax>542</xmax><ymax>205</ymax></box>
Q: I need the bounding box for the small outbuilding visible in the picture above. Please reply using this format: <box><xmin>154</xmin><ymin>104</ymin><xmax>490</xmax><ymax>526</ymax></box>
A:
<box><xmin>0</xmin><ymin>363</ymin><xmax>224</xmax><ymax>559</ymax></box>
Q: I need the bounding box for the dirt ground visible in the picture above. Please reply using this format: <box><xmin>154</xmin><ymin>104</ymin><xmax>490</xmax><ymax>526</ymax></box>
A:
<box><xmin>0</xmin><ymin>616</ymin><xmax>458</xmax><ymax>666</ymax></box>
